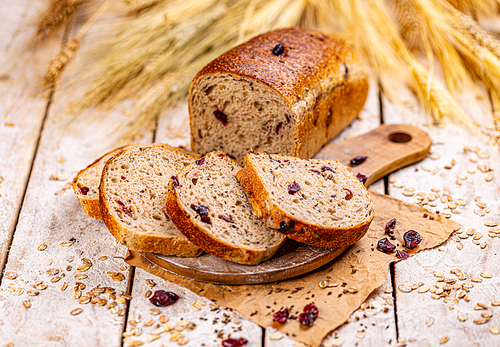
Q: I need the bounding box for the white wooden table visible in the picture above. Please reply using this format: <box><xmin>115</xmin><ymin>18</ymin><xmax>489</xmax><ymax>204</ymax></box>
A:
<box><xmin>0</xmin><ymin>2</ymin><xmax>499</xmax><ymax>346</ymax></box>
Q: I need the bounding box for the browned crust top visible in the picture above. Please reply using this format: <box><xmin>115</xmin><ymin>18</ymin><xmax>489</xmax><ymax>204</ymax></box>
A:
<box><xmin>192</xmin><ymin>27</ymin><xmax>355</xmax><ymax>105</ymax></box>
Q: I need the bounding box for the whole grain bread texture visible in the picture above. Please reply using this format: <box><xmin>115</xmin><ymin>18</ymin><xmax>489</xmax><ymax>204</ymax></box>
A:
<box><xmin>189</xmin><ymin>27</ymin><xmax>369</xmax><ymax>164</ymax></box>
<box><xmin>73</xmin><ymin>144</ymin><xmax>197</xmax><ymax>220</ymax></box>
<box><xmin>236</xmin><ymin>151</ymin><xmax>375</xmax><ymax>247</ymax></box>
<box><xmin>166</xmin><ymin>151</ymin><xmax>286</xmax><ymax>265</ymax></box>
<box><xmin>99</xmin><ymin>144</ymin><xmax>202</xmax><ymax>257</ymax></box>
<box><xmin>73</xmin><ymin>144</ymin><xmax>139</xmax><ymax>220</ymax></box>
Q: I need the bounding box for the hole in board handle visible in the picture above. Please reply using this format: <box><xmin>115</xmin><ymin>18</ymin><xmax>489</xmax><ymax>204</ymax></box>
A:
<box><xmin>388</xmin><ymin>132</ymin><xmax>412</xmax><ymax>143</ymax></box>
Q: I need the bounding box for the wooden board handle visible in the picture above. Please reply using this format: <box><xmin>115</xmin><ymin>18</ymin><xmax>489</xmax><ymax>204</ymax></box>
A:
<box><xmin>314</xmin><ymin>124</ymin><xmax>432</xmax><ymax>187</ymax></box>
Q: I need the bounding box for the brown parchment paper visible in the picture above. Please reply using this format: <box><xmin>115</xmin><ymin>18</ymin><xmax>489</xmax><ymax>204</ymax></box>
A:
<box><xmin>126</xmin><ymin>191</ymin><xmax>459</xmax><ymax>346</ymax></box>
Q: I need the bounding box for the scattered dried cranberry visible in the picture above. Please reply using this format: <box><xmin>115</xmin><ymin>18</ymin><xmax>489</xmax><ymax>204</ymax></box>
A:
<box><xmin>116</xmin><ymin>200</ymin><xmax>125</xmax><ymax>206</ymax></box>
<box><xmin>273</xmin><ymin>308</ymin><xmax>289</xmax><ymax>323</ymax></box>
<box><xmin>385</xmin><ymin>218</ymin><xmax>397</xmax><ymax>234</ymax></box>
<box><xmin>303</xmin><ymin>303</ymin><xmax>319</xmax><ymax>319</ymax></box>
<box><xmin>287</xmin><ymin>181</ymin><xmax>300</xmax><ymax>195</ymax></box>
<box><xmin>377</xmin><ymin>238</ymin><xmax>396</xmax><ymax>253</ymax></box>
<box><xmin>350</xmin><ymin>156</ymin><xmax>367</xmax><ymax>166</ymax></box>
<box><xmin>122</xmin><ymin>207</ymin><xmax>132</xmax><ymax>214</ymax></box>
<box><xmin>310</xmin><ymin>169</ymin><xmax>321</xmax><ymax>175</ymax></box>
<box><xmin>214</xmin><ymin>109</ymin><xmax>228</xmax><ymax>126</ymax></box>
<box><xmin>404</xmin><ymin>230</ymin><xmax>422</xmax><ymax>249</ymax></box>
<box><xmin>321</xmin><ymin>166</ymin><xmax>335</xmax><ymax>173</ymax></box>
<box><xmin>220</xmin><ymin>215</ymin><xmax>235</xmax><ymax>224</ymax></box>
<box><xmin>149</xmin><ymin>290</ymin><xmax>179</xmax><ymax>307</ymax></box>
<box><xmin>222</xmin><ymin>338</ymin><xmax>248</xmax><ymax>347</ymax></box>
<box><xmin>80</xmin><ymin>186</ymin><xmax>89</xmax><ymax>195</ymax></box>
<box><xmin>272</xmin><ymin>44</ymin><xmax>285</xmax><ymax>56</ymax></box>
<box><xmin>396</xmin><ymin>250</ymin><xmax>410</xmax><ymax>260</ymax></box>
<box><xmin>279</xmin><ymin>220</ymin><xmax>295</xmax><ymax>232</ymax></box>
<box><xmin>191</xmin><ymin>204</ymin><xmax>211</xmax><ymax>223</ymax></box>
<box><xmin>356</xmin><ymin>173</ymin><xmax>367</xmax><ymax>185</ymax></box>
<box><xmin>298</xmin><ymin>311</ymin><xmax>316</xmax><ymax>327</ymax></box>
<box><xmin>171</xmin><ymin>176</ymin><xmax>179</xmax><ymax>188</ymax></box>
<box><xmin>275</xmin><ymin>121</ymin><xmax>283</xmax><ymax>134</ymax></box>
<box><xmin>196</xmin><ymin>157</ymin><xmax>206</xmax><ymax>165</ymax></box>
<box><xmin>343</xmin><ymin>188</ymin><xmax>353</xmax><ymax>200</ymax></box>
<box><xmin>121</xmin><ymin>175</ymin><xmax>126</xmax><ymax>180</ymax></box>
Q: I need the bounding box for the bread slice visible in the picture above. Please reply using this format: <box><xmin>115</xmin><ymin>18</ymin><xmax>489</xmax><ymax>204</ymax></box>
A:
<box><xmin>73</xmin><ymin>144</ymin><xmax>196</xmax><ymax>220</ymax></box>
<box><xmin>165</xmin><ymin>151</ymin><xmax>286</xmax><ymax>265</ymax></box>
<box><xmin>236</xmin><ymin>151</ymin><xmax>375</xmax><ymax>247</ymax></box>
<box><xmin>99</xmin><ymin>144</ymin><xmax>202</xmax><ymax>257</ymax></box>
<box><xmin>189</xmin><ymin>27</ymin><xmax>368</xmax><ymax>164</ymax></box>
<box><xmin>73</xmin><ymin>145</ymin><xmax>139</xmax><ymax>220</ymax></box>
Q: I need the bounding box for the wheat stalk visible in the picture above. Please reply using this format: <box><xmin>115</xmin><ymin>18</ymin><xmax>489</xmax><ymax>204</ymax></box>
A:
<box><xmin>44</xmin><ymin>0</ymin><xmax>114</xmax><ymax>85</ymax></box>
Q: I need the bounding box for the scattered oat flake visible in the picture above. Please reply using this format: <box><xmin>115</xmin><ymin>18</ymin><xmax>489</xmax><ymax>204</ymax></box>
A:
<box><xmin>269</xmin><ymin>332</ymin><xmax>283</xmax><ymax>340</ymax></box>
<box><xmin>491</xmin><ymin>327</ymin><xmax>499</xmax><ymax>335</ymax></box>
<box><xmin>474</xmin><ymin>318</ymin><xmax>489</xmax><ymax>325</ymax></box>
<box><xmin>457</xmin><ymin>312</ymin><xmax>467</xmax><ymax>322</ymax></box>
<box><xmin>485</xmin><ymin>221</ymin><xmax>498</xmax><ymax>227</ymax></box>
<box><xmin>480</xmin><ymin>272</ymin><xmax>492</xmax><ymax>278</ymax></box>
<box><xmin>355</xmin><ymin>332</ymin><xmax>365</xmax><ymax>339</ymax></box>
<box><xmin>71</xmin><ymin>308</ymin><xmax>83</xmax><ymax>316</ymax></box>
<box><xmin>426</xmin><ymin>317</ymin><xmax>434</xmax><ymax>327</ymax></box>
<box><xmin>440</xmin><ymin>336</ymin><xmax>449</xmax><ymax>344</ymax></box>
<box><xmin>60</xmin><ymin>241</ymin><xmax>74</xmax><ymax>247</ymax></box>
<box><xmin>486</xmin><ymin>174</ymin><xmax>493</xmax><ymax>182</ymax></box>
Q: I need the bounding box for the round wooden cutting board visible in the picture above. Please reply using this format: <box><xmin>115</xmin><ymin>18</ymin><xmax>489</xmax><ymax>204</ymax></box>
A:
<box><xmin>143</xmin><ymin>124</ymin><xmax>431</xmax><ymax>285</ymax></box>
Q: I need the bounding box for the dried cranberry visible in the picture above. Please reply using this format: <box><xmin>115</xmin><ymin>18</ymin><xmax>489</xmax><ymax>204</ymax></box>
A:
<box><xmin>273</xmin><ymin>308</ymin><xmax>289</xmax><ymax>323</ymax></box>
<box><xmin>404</xmin><ymin>230</ymin><xmax>422</xmax><ymax>249</ymax></box>
<box><xmin>321</xmin><ymin>166</ymin><xmax>335</xmax><ymax>173</ymax></box>
<box><xmin>298</xmin><ymin>311</ymin><xmax>316</xmax><ymax>327</ymax></box>
<box><xmin>287</xmin><ymin>181</ymin><xmax>300</xmax><ymax>195</ymax></box>
<box><xmin>149</xmin><ymin>290</ymin><xmax>179</xmax><ymax>307</ymax></box>
<box><xmin>191</xmin><ymin>204</ymin><xmax>211</xmax><ymax>224</ymax></box>
<box><xmin>222</xmin><ymin>338</ymin><xmax>248</xmax><ymax>347</ymax></box>
<box><xmin>80</xmin><ymin>186</ymin><xmax>89</xmax><ymax>195</ymax></box>
<box><xmin>116</xmin><ymin>200</ymin><xmax>125</xmax><ymax>207</ymax></box>
<box><xmin>303</xmin><ymin>303</ymin><xmax>319</xmax><ymax>319</ymax></box>
<box><xmin>350</xmin><ymin>156</ymin><xmax>367</xmax><ymax>166</ymax></box>
<box><xmin>220</xmin><ymin>215</ymin><xmax>235</xmax><ymax>224</ymax></box>
<box><xmin>356</xmin><ymin>173</ymin><xmax>367</xmax><ymax>185</ymax></box>
<box><xmin>396</xmin><ymin>250</ymin><xmax>410</xmax><ymax>260</ymax></box>
<box><xmin>196</xmin><ymin>157</ymin><xmax>206</xmax><ymax>165</ymax></box>
<box><xmin>279</xmin><ymin>220</ymin><xmax>295</xmax><ymax>232</ymax></box>
<box><xmin>343</xmin><ymin>188</ymin><xmax>353</xmax><ymax>200</ymax></box>
<box><xmin>310</xmin><ymin>169</ymin><xmax>321</xmax><ymax>175</ymax></box>
<box><xmin>171</xmin><ymin>176</ymin><xmax>179</xmax><ymax>188</ymax></box>
<box><xmin>275</xmin><ymin>121</ymin><xmax>283</xmax><ymax>134</ymax></box>
<box><xmin>272</xmin><ymin>44</ymin><xmax>285</xmax><ymax>56</ymax></box>
<box><xmin>121</xmin><ymin>175</ymin><xmax>126</xmax><ymax>180</ymax></box>
<box><xmin>214</xmin><ymin>109</ymin><xmax>228</xmax><ymax>126</ymax></box>
<box><xmin>385</xmin><ymin>218</ymin><xmax>397</xmax><ymax>234</ymax></box>
<box><xmin>122</xmin><ymin>207</ymin><xmax>132</xmax><ymax>214</ymax></box>
<box><xmin>377</xmin><ymin>238</ymin><xmax>396</xmax><ymax>253</ymax></box>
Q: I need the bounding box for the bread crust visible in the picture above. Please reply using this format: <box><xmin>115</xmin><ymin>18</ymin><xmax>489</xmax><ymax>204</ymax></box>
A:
<box><xmin>165</xmin><ymin>152</ymin><xmax>286</xmax><ymax>265</ymax></box>
<box><xmin>236</xmin><ymin>153</ymin><xmax>374</xmax><ymax>248</ymax></box>
<box><xmin>99</xmin><ymin>144</ymin><xmax>202</xmax><ymax>257</ymax></box>
<box><xmin>189</xmin><ymin>27</ymin><xmax>369</xmax><ymax>160</ymax></box>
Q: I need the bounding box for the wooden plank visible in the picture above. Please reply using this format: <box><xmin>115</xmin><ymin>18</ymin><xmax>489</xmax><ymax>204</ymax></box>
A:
<box><xmin>0</xmin><ymin>1</ymin><xmax>64</xmax><ymax>272</ymax></box>
<box><xmin>117</xmin><ymin>107</ymin><xmax>263</xmax><ymax>346</ymax></box>
<box><xmin>383</xmin><ymin>85</ymin><xmax>500</xmax><ymax>346</ymax></box>
<box><xmin>0</xmin><ymin>8</ymin><xmax>154</xmax><ymax>346</ymax></box>
<box><xmin>263</xmin><ymin>80</ymin><xmax>398</xmax><ymax>346</ymax></box>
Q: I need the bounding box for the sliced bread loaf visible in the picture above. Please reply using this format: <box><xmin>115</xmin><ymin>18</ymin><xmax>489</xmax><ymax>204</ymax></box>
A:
<box><xmin>189</xmin><ymin>27</ymin><xmax>368</xmax><ymax>164</ymax></box>
<box><xmin>73</xmin><ymin>145</ymin><xmax>138</xmax><ymax>220</ymax></box>
<box><xmin>165</xmin><ymin>151</ymin><xmax>286</xmax><ymax>265</ymax></box>
<box><xmin>236</xmin><ymin>152</ymin><xmax>375</xmax><ymax>247</ymax></box>
<box><xmin>99</xmin><ymin>144</ymin><xmax>202</xmax><ymax>257</ymax></box>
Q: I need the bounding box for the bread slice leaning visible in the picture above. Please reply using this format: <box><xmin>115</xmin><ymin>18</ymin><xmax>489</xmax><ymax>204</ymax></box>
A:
<box><xmin>73</xmin><ymin>145</ymin><xmax>138</xmax><ymax>220</ymax></box>
<box><xmin>236</xmin><ymin>152</ymin><xmax>375</xmax><ymax>247</ymax></box>
<box><xmin>99</xmin><ymin>144</ymin><xmax>202</xmax><ymax>257</ymax></box>
<box><xmin>166</xmin><ymin>151</ymin><xmax>286</xmax><ymax>265</ymax></box>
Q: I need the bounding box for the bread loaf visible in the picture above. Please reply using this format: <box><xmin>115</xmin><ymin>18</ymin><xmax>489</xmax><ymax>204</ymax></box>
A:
<box><xmin>236</xmin><ymin>151</ymin><xmax>375</xmax><ymax>247</ymax></box>
<box><xmin>166</xmin><ymin>151</ymin><xmax>286</xmax><ymax>265</ymax></box>
<box><xmin>99</xmin><ymin>144</ymin><xmax>202</xmax><ymax>257</ymax></box>
<box><xmin>189</xmin><ymin>27</ymin><xmax>369</xmax><ymax>164</ymax></box>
